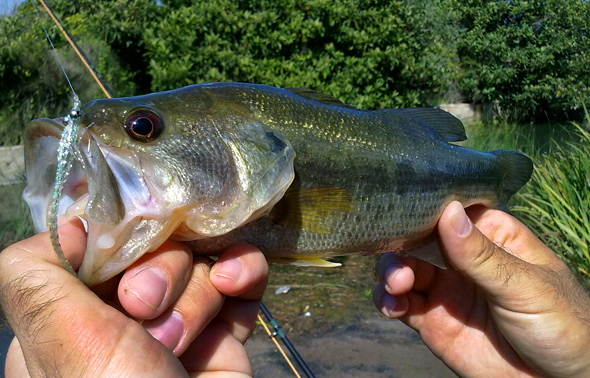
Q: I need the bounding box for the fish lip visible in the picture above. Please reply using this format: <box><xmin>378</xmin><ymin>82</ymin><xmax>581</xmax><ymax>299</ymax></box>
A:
<box><xmin>26</xmin><ymin>118</ymin><xmax>66</xmax><ymax>140</ymax></box>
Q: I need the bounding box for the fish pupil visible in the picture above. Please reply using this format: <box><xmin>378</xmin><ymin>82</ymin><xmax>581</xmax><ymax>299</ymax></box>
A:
<box><xmin>132</xmin><ymin>117</ymin><xmax>153</xmax><ymax>136</ymax></box>
<box><xmin>124</xmin><ymin>108</ymin><xmax>164</xmax><ymax>142</ymax></box>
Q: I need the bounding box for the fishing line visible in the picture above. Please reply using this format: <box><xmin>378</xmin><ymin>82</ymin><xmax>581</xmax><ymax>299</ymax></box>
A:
<box><xmin>36</xmin><ymin>0</ymin><xmax>114</xmax><ymax>98</ymax></box>
<box><xmin>31</xmin><ymin>0</ymin><xmax>77</xmax><ymax>100</ymax></box>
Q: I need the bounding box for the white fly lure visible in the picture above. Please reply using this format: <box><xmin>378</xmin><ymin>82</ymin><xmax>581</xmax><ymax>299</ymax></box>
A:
<box><xmin>48</xmin><ymin>98</ymin><xmax>83</xmax><ymax>276</ymax></box>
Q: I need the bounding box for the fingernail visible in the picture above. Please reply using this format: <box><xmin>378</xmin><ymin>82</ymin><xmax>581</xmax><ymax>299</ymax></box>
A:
<box><xmin>145</xmin><ymin>311</ymin><xmax>184</xmax><ymax>352</ymax></box>
<box><xmin>126</xmin><ymin>268</ymin><xmax>168</xmax><ymax>310</ymax></box>
<box><xmin>451</xmin><ymin>205</ymin><xmax>472</xmax><ymax>237</ymax></box>
<box><xmin>211</xmin><ymin>258</ymin><xmax>242</xmax><ymax>283</ymax></box>
<box><xmin>383</xmin><ymin>264</ymin><xmax>402</xmax><ymax>293</ymax></box>
<box><xmin>381</xmin><ymin>294</ymin><xmax>398</xmax><ymax>317</ymax></box>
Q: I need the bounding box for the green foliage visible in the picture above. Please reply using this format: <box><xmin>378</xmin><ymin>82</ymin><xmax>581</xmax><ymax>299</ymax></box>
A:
<box><xmin>145</xmin><ymin>0</ymin><xmax>458</xmax><ymax>109</ymax></box>
<box><xmin>50</xmin><ymin>0</ymin><xmax>159</xmax><ymax>94</ymax></box>
<box><xmin>0</xmin><ymin>4</ymin><xmax>69</xmax><ymax>145</ymax></box>
<box><xmin>457</xmin><ymin>0</ymin><xmax>590</xmax><ymax>119</ymax></box>
<box><xmin>0</xmin><ymin>0</ymin><xmax>138</xmax><ymax>145</ymax></box>
<box><xmin>513</xmin><ymin>120</ymin><xmax>590</xmax><ymax>277</ymax></box>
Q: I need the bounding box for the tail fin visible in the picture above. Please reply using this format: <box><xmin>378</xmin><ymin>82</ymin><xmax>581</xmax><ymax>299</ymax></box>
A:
<box><xmin>489</xmin><ymin>150</ymin><xmax>534</xmax><ymax>203</ymax></box>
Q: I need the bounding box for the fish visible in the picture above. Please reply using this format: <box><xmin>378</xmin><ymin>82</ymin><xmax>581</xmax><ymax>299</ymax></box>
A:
<box><xmin>23</xmin><ymin>82</ymin><xmax>533</xmax><ymax>286</ymax></box>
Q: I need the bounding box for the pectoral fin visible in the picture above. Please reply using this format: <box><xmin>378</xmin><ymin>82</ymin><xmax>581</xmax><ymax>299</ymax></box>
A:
<box><xmin>272</xmin><ymin>187</ymin><xmax>353</xmax><ymax>234</ymax></box>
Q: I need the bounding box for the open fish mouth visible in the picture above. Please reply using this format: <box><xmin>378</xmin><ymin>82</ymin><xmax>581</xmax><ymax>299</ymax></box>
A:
<box><xmin>23</xmin><ymin>118</ymin><xmax>166</xmax><ymax>285</ymax></box>
<box><xmin>24</xmin><ymin>118</ymin><xmax>88</xmax><ymax>233</ymax></box>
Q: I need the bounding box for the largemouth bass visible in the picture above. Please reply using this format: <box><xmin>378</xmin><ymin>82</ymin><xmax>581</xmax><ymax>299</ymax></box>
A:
<box><xmin>24</xmin><ymin>83</ymin><xmax>533</xmax><ymax>286</ymax></box>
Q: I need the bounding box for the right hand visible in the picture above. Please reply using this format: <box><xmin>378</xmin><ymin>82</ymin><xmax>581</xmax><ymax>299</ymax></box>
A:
<box><xmin>1</xmin><ymin>217</ymin><xmax>268</xmax><ymax>377</ymax></box>
<box><xmin>373</xmin><ymin>201</ymin><xmax>590</xmax><ymax>377</ymax></box>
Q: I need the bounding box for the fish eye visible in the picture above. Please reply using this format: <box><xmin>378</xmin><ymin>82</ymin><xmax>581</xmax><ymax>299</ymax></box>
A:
<box><xmin>124</xmin><ymin>109</ymin><xmax>163</xmax><ymax>142</ymax></box>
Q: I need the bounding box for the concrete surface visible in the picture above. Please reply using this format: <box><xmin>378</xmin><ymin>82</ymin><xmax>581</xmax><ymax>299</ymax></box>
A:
<box><xmin>0</xmin><ymin>145</ymin><xmax>25</xmax><ymax>185</ymax></box>
<box><xmin>246</xmin><ymin>317</ymin><xmax>457</xmax><ymax>378</ymax></box>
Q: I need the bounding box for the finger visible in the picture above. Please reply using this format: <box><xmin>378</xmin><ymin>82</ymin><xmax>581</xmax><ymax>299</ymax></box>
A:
<box><xmin>9</xmin><ymin>216</ymin><xmax>88</xmax><ymax>271</ymax></box>
<box><xmin>118</xmin><ymin>241</ymin><xmax>193</xmax><ymax>320</ymax></box>
<box><xmin>464</xmin><ymin>205</ymin><xmax>562</xmax><ymax>267</ymax></box>
<box><xmin>180</xmin><ymin>321</ymin><xmax>253</xmax><ymax>376</ymax></box>
<box><xmin>208</xmin><ymin>244</ymin><xmax>268</xmax><ymax>344</ymax></box>
<box><xmin>376</xmin><ymin>252</ymin><xmax>442</xmax><ymax>295</ymax></box>
<box><xmin>178</xmin><ymin>244</ymin><xmax>269</xmax><ymax>375</ymax></box>
<box><xmin>209</xmin><ymin>244</ymin><xmax>268</xmax><ymax>300</ymax></box>
<box><xmin>375</xmin><ymin>253</ymin><xmax>415</xmax><ymax>295</ymax></box>
<box><xmin>439</xmin><ymin>201</ymin><xmax>538</xmax><ymax>300</ymax></box>
<box><xmin>143</xmin><ymin>257</ymin><xmax>223</xmax><ymax>356</ymax></box>
<box><xmin>372</xmin><ymin>284</ymin><xmax>409</xmax><ymax>319</ymax></box>
<box><xmin>0</xmin><ymin>220</ymin><xmax>182</xmax><ymax>377</ymax></box>
<box><xmin>0</xmin><ymin>217</ymin><xmax>88</xmax><ymax>325</ymax></box>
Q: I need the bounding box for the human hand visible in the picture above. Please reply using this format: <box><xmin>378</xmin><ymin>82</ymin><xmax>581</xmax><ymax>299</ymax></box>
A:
<box><xmin>1</xmin><ymin>217</ymin><xmax>268</xmax><ymax>378</ymax></box>
<box><xmin>373</xmin><ymin>201</ymin><xmax>590</xmax><ymax>377</ymax></box>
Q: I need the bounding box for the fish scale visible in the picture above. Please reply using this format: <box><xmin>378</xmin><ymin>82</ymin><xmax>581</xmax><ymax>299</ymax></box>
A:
<box><xmin>187</xmin><ymin>84</ymin><xmax>527</xmax><ymax>263</ymax></box>
<box><xmin>24</xmin><ymin>82</ymin><xmax>533</xmax><ymax>285</ymax></box>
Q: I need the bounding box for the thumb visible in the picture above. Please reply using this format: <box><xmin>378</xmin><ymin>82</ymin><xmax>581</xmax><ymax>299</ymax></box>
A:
<box><xmin>438</xmin><ymin>201</ymin><xmax>529</xmax><ymax>298</ymax></box>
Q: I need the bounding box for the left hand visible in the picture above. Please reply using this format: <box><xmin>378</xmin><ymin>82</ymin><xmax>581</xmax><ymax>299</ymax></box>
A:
<box><xmin>372</xmin><ymin>202</ymin><xmax>590</xmax><ymax>377</ymax></box>
<box><xmin>1</xmin><ymin>217</ymin><xmax>268</xmax><ymax>377</ymax></box>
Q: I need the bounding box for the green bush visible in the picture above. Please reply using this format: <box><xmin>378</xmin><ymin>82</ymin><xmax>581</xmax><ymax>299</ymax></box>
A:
<box><xmin>144</xmin><ymin>0</ymin><xmax>459</xmax><ymax>109</ymax></box>
<box><xmin>1</xmin><ymin>0</ymin><xmax>589</xmax><ymax>146</ymax></box>
<box><xmin>457</xmin><ymin>0</ymin><xmax>590</xmax><ymax>120</ymax></box>
<box><xmin>513</xmin><ymin>119</ymin><xmax>590</xmax><ymax>277</ymax></box>
<box><xmin>0</xmin><ymin>1</ymin><xmax>138</xmax><ymax>145</ymax></box>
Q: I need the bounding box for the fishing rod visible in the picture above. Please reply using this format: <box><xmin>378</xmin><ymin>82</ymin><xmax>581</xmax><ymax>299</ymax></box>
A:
<box><xmin>33</xmin><ymin>2</ymin><xmax>315</xmax><ymax>377</ymax></box>
<box><xmin>36</xmin><ymin>0</ymin><xmax>114</xmax><ymax>98</ymax></box>
<box><xmin>260</xmin><ymin>302</ymin><xmax>316</xmax><ymax>378</ymax></box>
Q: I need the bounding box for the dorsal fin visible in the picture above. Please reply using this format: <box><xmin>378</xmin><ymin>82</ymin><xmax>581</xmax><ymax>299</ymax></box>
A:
<box><xmin>380</xmin><ymin>107</ymin><xmax>467</xmax><ymax>142</ymax></box>
<box><xmin>286</xmin><ymin>88</ymin><xmax>358</xmax><ymax>109</ymax></box>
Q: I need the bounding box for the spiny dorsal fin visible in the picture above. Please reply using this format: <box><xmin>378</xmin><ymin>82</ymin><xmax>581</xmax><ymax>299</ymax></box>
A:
<box><xmin>272</xmin><ymin>187</ymin><xmax>353</xmax><ymax>234</ymax></box>
<box><xmin>381</xmin><ymin>107</ymin><xmax>467</xmax><ymax>142</ymax></box>
<box><xmin>286</xmin><ymin>88</ymin><xmax>358</xmax><ymax>109</ymax></box>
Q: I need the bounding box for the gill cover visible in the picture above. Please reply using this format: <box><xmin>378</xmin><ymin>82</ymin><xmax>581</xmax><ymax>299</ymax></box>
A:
<box><xmin>75</xmin><ymin>117</ymin><xmax>295</xmax><ymax>285</ymax></box>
